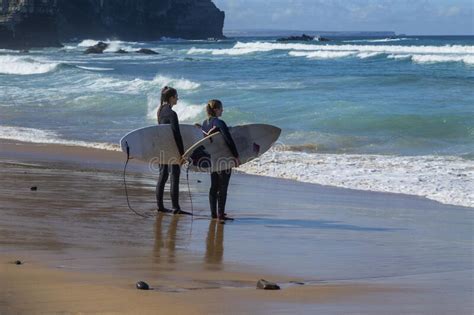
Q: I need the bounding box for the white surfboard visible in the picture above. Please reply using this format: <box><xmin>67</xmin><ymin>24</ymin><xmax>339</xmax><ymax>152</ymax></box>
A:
<box><xmin>183</xmin><ymin>124</ymin><xmax>281</xmax><ymax>172</ymax></box>
<box><xmin>120</xmin><ymin>124</ymin><xmax>203</xmax><ymax>164</ymax></box>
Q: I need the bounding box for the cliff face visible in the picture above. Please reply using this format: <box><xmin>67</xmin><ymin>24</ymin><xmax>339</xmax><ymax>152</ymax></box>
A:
<box><xmin>0</xmin><ymin>0</ymin><xmax>225</xmax><ymax>49</ymax></box>
<box><xmin>0</xmin><ymin>0</ymin><xmax>61</xmax><ymax>49</ymax></box>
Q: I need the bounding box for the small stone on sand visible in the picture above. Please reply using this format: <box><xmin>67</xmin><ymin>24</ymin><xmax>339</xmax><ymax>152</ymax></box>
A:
<box><xmin>136</xmin><ymin>281</ymin><xmax>150</xmax><ymax>290</ymax></box>
<box><xmin>256</xmin><ymin>279</ymin><xmax>280</xmax><ymax>290</ymax></box>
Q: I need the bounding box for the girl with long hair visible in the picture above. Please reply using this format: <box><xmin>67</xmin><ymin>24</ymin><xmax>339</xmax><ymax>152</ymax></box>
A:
<box><xmin>156</xmin><ymin>86</ymin><xmax>188</xmax><ymax>215</ymax></box>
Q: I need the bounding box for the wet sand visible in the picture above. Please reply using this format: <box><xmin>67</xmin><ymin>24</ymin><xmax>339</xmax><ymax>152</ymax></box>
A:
<box><xmin>1</xmin><ymin>140</ymin><xmax>473</xmax><ymax>314</ymax></box>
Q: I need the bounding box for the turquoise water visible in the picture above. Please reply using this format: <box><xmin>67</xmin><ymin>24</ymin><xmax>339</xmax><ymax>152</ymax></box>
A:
<box><xmin>1</xmin><ymin>35</ymin><xmax>473</xmax><ymax>206</ymax></box>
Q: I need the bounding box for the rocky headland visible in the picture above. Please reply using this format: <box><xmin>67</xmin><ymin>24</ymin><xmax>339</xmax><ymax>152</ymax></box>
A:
<box><xmin>0</xmin><ymin>0</ymin><xmax>225</xmax><ymax>49</ymax></box>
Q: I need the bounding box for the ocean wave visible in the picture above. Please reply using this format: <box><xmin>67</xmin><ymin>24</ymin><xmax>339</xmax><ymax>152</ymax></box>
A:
<box><xmin>344</xmin><ymin>37</ymin><xmax>416</xmax><ymax>43</ymax></box>
<box><xmin>83</xmin><ymin>74</ymin><xmax>200</xmax><ymax>94</ymax></box>
<box><xmin>187</xmin><ymin>41</ymin><xmax>474</xmax><ymax>64</ymax></box>
<box><xmin>356</xmin><ymin>52</ymin><xmax>385</xmax><ymax>59</ymax></box>
<box><xmin>0</xmin><ymin>126</ymin><xmax>119</xmax><ymax>151</ymax></box>
<box><xmin>146</xmin><ymin>96</ymin><xmax>204</xmax><ymax>122</ymax></box>
<box><xmin>188</xmin><ymin>46</ymin><xmax>273</xmax><ymax>56</ymax></box>
<box><xmin>76</xmin><ymin>66</ymin><xmax>115</xmax><ymax>71</ymax></box>
<box><xmin>0</xmin><ymin>55</ymin><xmax>59</xmax><ymax>75</ymax></box>
<box><xmin>233</xmin><ymin>41</ymin><xmax>474</xmax><ymax>55</ymax></box>
<box><xmin>387</xmin><ymin>54</ymin><xmax>412</xmax><ymax>60</ymax></box>
<box><xmin>411</xmin><ymin>54</ymin><xmax>474</xmax><ymax>65</ymax></box>
<box><xmin>239</xmin><ymin>149</ymin><xmax>474</xmax><ymax>208</ymax></box>
<box><xmin>289</xmin><ymin>50</ymin><xmax>384</xmax><ymax>60</ymax></box>
<box><xmin>289</xmin><ymin>50</ymin><xmax>355</xmax><ymax>59</ymax></box>
<box><xmin>385</xmin><ymin>53</ymin><xmax>474</xmax><ymax>64</ymax></box>
<box><xmin>76</xmin><ymin>39</ymin><xmax>138</xmax><ymax>52</ymax></box>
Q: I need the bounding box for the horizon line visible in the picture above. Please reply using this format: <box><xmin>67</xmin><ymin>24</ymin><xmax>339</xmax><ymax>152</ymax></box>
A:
<box><xmin>223</xmin><ymin>28</ymin><xmax>474</xmax><ymax>36</ymax></box>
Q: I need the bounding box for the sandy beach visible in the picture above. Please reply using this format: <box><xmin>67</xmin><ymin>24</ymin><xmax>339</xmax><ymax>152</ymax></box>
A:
<box><xmin>1</xmin><ymin>140</ymin><xmax>473</xmax><ymax>314</ymax></box>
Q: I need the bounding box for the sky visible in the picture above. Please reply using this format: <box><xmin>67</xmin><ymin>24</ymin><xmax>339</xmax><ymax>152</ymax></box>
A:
<box><xmin>212</xmin><ymin>0</ymin><xmax>474</xmax><ymax>35</ymax></box>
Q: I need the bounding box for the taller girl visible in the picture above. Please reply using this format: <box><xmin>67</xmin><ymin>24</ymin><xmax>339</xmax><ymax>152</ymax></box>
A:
<box><xmin>156</xmin><ymin>86</ymin><xmax>187</xmax><ymax>214</ymax></box>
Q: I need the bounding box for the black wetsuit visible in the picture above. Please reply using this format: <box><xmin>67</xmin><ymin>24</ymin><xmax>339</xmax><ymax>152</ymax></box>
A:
<box><xmin>201</xmin><ymin>117</ymin><xmax>239</xmax><ymax>218</ymax></box>
<box><xmin>156</xmin><ymin>104</ymin><xmax>184</xmax><ymax>211</ymax></box>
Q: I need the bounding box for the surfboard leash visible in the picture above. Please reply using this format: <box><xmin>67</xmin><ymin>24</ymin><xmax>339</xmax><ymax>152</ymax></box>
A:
<box><xmin>123</xmin><ymin>142</ymin><xmax>153</xmax><ymax>219</ymax></box>
<box><xmin>185</xmin><ymin>163</ymin><xmax>194</xmax><ymax>219</ymax></box>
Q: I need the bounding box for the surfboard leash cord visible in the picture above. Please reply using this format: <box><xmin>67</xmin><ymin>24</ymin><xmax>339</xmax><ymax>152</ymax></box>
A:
<box><xmin>123</xmin><ymin>142</ymin><xmax>153</xmax><ymax>219</ymax></box>
<box><xmin>185</xmin><ymin>163</ymin><xmax>194</xmax><ymax>219</ymax></box>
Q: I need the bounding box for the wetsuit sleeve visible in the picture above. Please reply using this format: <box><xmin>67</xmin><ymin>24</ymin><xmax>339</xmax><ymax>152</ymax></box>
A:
<box><xmin>171</xmin><ymin>111</ymin><xmax>185</xmax><ymax>155</ymax></box>
<box><xmin>215</xmin><ymin>120</ymin><xmax>239</xmax><ymax>158</ymax></box>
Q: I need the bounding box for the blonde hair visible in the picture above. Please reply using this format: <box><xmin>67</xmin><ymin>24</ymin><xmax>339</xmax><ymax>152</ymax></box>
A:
<box><xmin>206</xmin><ymin>99</ymin><xmax>222</xmax><ymax>118</ymax></box>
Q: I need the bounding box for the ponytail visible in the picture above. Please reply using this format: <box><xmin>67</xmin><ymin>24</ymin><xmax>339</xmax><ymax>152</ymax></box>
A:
<box><xmin>206</xmin><ymin>99</ymin><xmax>222</xmax><ymax>119</ymax></box>
<box><xmin>157</xmin><ymin>86</ymin><xmax>177</xmax><ymax>121</ymax></box>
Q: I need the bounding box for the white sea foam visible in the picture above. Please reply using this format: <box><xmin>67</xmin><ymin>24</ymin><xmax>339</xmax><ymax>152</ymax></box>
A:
<box><xmin>151</xmin><ymin>75</ymin><xmax>201</xmax><ymax>90</ymax></box>
<box><xmin>356</xmin><ymin>52</ymin><xmax>384</xmax><ymax>59</ymax></box>
<box><xmin>239</xmin><ymin>149</ymin><xmax>474</xmax><ymax>208</ymax></box>
<box><xmin>344</xmin><ymin>37</ymin><xmax>416</xmax><ymax>43</ymax></box>
<box><xmin>83</xmin><ymin>74</ymin><xmax>200</xmax><ymax>94</ymax></box>
<box><xmin>187</xmin><ymin>41</ymin><xmax>474</xmax><ymax>65</ymax></box>
<box><xmin>0</xmin><ymin>126</ymin><xmax>119</xmax><ymax>151</ymax></box>
<box><xmin>146</xmin><ymin>96</ymin><xmax>204</xmax><ymax>122</ymax></box>
<box><xmin>387</xmin><ymin>54</ymin><xmax>412</xmax><ymax>60</ymax></box>
<box><xmin>77</xmin><ymin>39</ymin><xmax>137</xmax><ymax>52</ymax></box>
<box><xmin>386</xmin><ymin>53</ymin><xmax>474</xmax><ymax>64</ymax></box>
<box><xmin>0</xmin><ymin>55</ymin><xmax>59</xmax><ymax>75</ymax></box>
<box><xmin>188</xmin><ymin>46</ymin><xmax>273</xmax><ymax>56</ymax></box>
<box><xmin>289</xmin><ymin>50</ymin><xmax>355</xmax><ymax>59</ymax></box>
<box><xmin>233</xmin><ymin>41</ymin><xmax>474</xmax><ymax>55</ymax></box>
<box><xmin>78</xmin><ymin>39</ymin><xmax>102</xmax><ymax>47</ymax></box>
<box><xmin>411</xmin><ymin>54</ymin><xmax>474</xmax><ymax>65</ymax></box>
<box><xmin>76</xmin><ymin>66</ymin><xmax>114</xmax><ymax>71</ymax></box>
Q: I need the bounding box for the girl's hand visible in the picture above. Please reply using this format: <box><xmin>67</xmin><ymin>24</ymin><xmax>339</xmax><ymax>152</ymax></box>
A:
<box><xmin>234</xmin><ymin>158</ymin><xmax>241</xmax><ymax>167</ymax></box>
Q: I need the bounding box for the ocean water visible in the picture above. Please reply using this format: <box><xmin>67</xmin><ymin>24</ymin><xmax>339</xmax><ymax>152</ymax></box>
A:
<box><xmin>0</xmin><ymin>35</ymin><xmax>473</xmax><ymax>207</ymax></box>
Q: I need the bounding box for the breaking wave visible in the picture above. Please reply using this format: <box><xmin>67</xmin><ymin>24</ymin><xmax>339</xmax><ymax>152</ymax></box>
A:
<box><xmin>0</xmin><ymin>125</ymin><xmax>119</xmax><ymax>151</ymax></box>
<box><xmin>289</xmin><ymin>50</ymin><xmax>355</xmax><ymax>59</ymax></box>
<box><xmin>146</xmin><ymin>96</ymin><xmax>204</xmax><ymax>122</ymax></box>
<box><xmin>344</xmin><ymin>37</ymin><xmax>416</xmax><ymax>43</ymax></box>
<box><xmin>82</xmin><ymin>74</ymin><xmax>200</xmax><ymax>94</ymax></box>
<box><xmin>240</xmin><ymin>149</ymin><xmax>474</xmax><ymax>208</ymax></box>
<box><xmin>0</xmin><ymin>55</ymin><xmax>60</xmax><ymax>75</ymax></box>
<box><xmin>188</xmin><ymin>41</ymin><xmax>474</xmax><ymax>64</ymax></box>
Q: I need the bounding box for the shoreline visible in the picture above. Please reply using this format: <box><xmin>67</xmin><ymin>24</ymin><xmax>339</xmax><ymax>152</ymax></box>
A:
<box><xmin>1</xmin><ymin>139</ymin><xmax>472</xmax><ymax>209</ymax></box>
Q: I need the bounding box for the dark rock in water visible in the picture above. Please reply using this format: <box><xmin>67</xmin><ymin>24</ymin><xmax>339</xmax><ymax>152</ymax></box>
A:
<box><xmin>136</xmin><ymin>281</ymin><xmax>150</xmax><ymax>290</ymax></box>
<box><xmin>257</xmin><ymin>279</ymin><xmax>280</xmax><ymax>290</ymax></box>
<box><xmin>115</xmin><ymin>49</ymin><xmax>128</xmax><ymax>54</ymax></box>
<box><xmin>317</xmin><ymin>36</ymin><xmax>331</xmax><ymax>42</ymax></box>
<box><xmin>30</xmin><ymin>186</ymin><xmax>37</xmax><ymax>191</ymax></box>
<box><xmin>84</xmin><ymin>41</ymin><xmax>108</xmax><ymax>54</ymax></box>
<box><xmin>14</xmin><ymin>260</ymin><xmax>22</xmax><ymax>265</ymax></box>
<box><xmin>136</xmin><ymin>48</ymin><xmax>159</xmax><ymax>55</ymax></box>
<box><xmin>277</xmin><ymin>34</ymin><xmax>314</xmax><ymax>42</ymax></box>
<box><xmin>197</xmin><ymin>180</ymin><xmax>202</xmax><ymax>183</ymax></box>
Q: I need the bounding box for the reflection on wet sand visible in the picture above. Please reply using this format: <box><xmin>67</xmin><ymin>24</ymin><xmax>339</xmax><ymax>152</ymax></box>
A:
<box><xmin>205</xmin><ymin>220</ymin><xmax>224</xmax><ymax>269</ymax></box>
<box><xmin>153</xmin><ymin>214</ymin><xmax>225</xmax><ymax>270</ymax></box>
<box><xmin>153</xmin><ymin>214</ymin><xmax>184</xmax><ymax>267</ymax></box>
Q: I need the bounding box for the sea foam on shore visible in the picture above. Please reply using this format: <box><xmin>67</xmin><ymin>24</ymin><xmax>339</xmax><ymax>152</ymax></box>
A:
<box><xmin>240</xmin><ymin>149</ymin><xmax>474</xmax><ymax>208</ymax></box>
